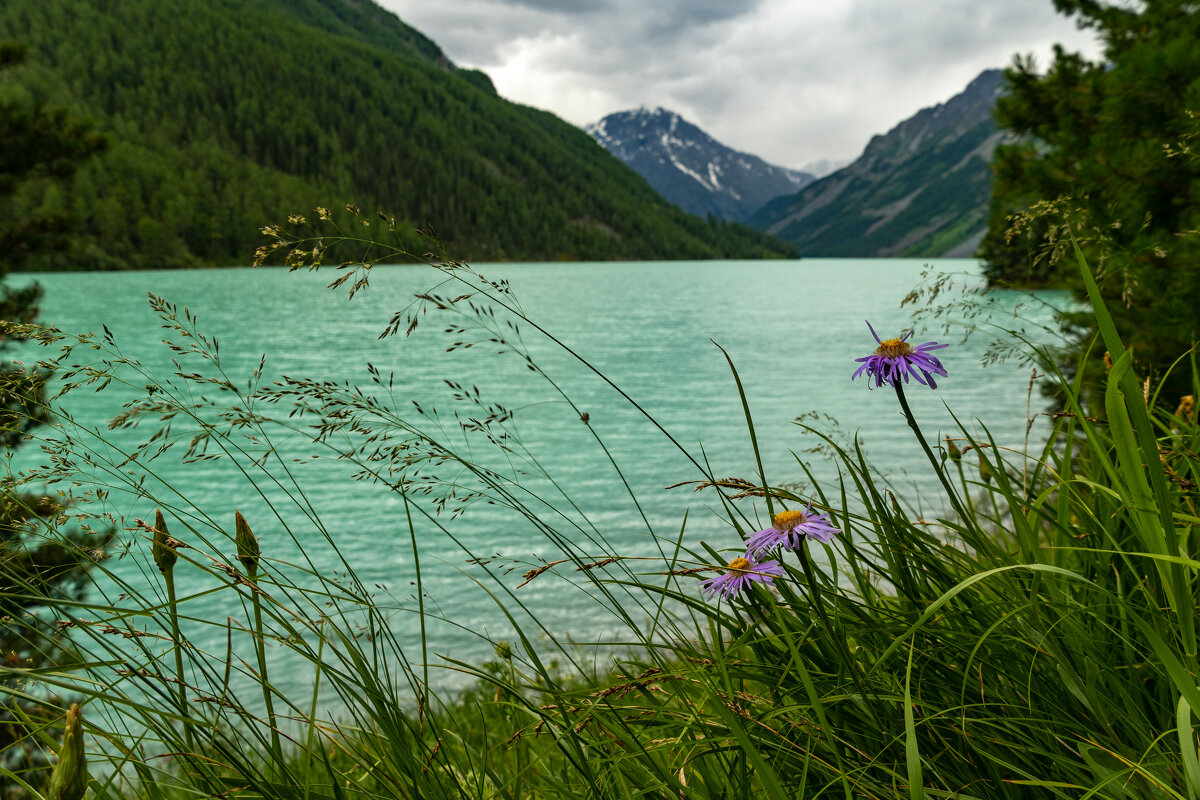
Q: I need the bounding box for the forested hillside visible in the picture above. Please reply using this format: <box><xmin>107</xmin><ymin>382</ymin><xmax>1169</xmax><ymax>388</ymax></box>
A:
<box><xmin>0</xmin><ymin>0</ymin><xmax>794</xmax><ymax>269</ymax></box>
<box><xmin>751</xmin><ymin>71</ymin><xmax>1005</xmax><ymax>258</ymax></box>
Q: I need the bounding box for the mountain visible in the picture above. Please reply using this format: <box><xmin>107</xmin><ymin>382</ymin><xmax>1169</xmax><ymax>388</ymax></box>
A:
<box><xmin>0</xmin><ymin>0</ymin><xmax>794</xmax><ymax>269</ymax></box>
<box><xmin>750</xmin><ymin>70</ymin><xmax>1008</xmax><ymax>258</ymax></box>
<box><xmin>586</xmin><ymin>108</ymin><xmax>816</xmax><ymax>222</ymax></box>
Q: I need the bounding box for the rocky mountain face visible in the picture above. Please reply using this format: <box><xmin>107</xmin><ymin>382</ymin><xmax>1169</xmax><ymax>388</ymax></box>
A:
<box><xmin>586</xmin><ymin>108</ymin><xmax>816</xmax><ymax>222</ymax></box>
<box><xmin>750</xmin><ymin>70</ymin><xmax>1009</xmax><ymax>258</ymax></box>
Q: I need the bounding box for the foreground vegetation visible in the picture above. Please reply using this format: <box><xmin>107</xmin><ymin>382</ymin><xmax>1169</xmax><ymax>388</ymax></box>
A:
<box><xmin>0</xmin><ymin>219</ymin><xmax>1197</xmax><ymax>798</ymax></box>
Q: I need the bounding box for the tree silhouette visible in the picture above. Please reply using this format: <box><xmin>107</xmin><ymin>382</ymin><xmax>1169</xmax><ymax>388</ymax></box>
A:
<box><xmin>0</xmin><ymin>40</ymin><xmax>107</xmax><ymax>792</ymax></box>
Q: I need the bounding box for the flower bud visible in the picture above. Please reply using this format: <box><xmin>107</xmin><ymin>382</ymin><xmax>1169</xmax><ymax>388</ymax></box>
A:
<box><xmin>151</xmin><ymin>509</ymin><xmax>177</xmax><ymax>573</ymax></box>
<box><xmin>235</xmin><ymin>511</ymin><xmax>260</xmax><ymax>578</ymax></box>
<box><xmin>493</xmin><ymin>641</ymin><xmax>513</xmax><ymax>662</ymax></box>
<box><xmin>46</xmin><ymin>703</ymin><xmax>87</xmax><ymax>800</ymax></box>
<box><xmin>978</xmin><ymin>456</ymin><xmax>995</xmax><ymax>484</ymax></box>
<box><xmin>945</xmin><ymin>437</ymin><xmax>962</xmax><ymax>462</ymax></box>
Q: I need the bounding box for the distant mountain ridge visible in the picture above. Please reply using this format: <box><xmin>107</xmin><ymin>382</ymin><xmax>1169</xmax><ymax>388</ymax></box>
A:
<box><xmin>586</xmin><ymin>108</ymin><xmax>816</xmax><ymax>222</ymax></box>
<box><xmin>0</xmin><ymin>0</ymin><xmax>794</xmax><ymax>268</ymax></box>
<box><xmin>751</xmin><ymin>70</ymin><xmax>1008</xmax><ymax>258</ymax></box>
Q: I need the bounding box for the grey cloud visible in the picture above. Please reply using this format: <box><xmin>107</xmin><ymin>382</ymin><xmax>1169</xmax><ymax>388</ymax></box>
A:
<box><xmin>637</xmin><ymin>0</ymin><xmax>766</xmax><ymax>34</ymax></box>
<box><xmin>499</xmin><ymin>0</ymin><xmax>613</xmax><ymax>13</ymax></box>
<box><xmin>376</xmin><ymin>0</ymin><xmax>1101</xmax><ymax>165</ymax></box>
<box><xmin>382</xmin><ymin>0</ymin><xmax>764</xmax><ymax>63</ymax></box>
<box><xmin>460</xmin><ymin>0</ymin><xmax>762</xmax><ymax>27</ymax></box>
<box><xmin>845</xmin><ymin>0</ymin><xmax>1091</xmax><ymax>71</ymax></box>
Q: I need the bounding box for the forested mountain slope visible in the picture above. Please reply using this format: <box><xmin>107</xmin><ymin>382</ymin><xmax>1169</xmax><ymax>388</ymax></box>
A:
<box><xmin>751</xmin><ymin>70</ymin><xmax>1006</xmax><ymax>258</ymax></box>
<box><xmin>0</xmin><ymin>0</ymin><xmax>793</xmax><ymax>268</ymax></box>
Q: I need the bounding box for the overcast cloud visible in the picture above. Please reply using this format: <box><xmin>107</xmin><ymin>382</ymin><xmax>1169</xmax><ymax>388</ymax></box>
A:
<box><xmin>375</xmin><ymin>0</ymin><xmax>1103</xmax><ymax>169</ymax></box>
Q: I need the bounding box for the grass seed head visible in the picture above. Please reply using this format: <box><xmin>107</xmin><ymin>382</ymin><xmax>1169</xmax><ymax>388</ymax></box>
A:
<box><xmin>47</xmin><ymin>703</ymin><xmax>87</xmax><ymax>800</ymax></box>
<box><xmin>152</xmin><ymin>509</ymin><xmax>177</xmax><ymax>573</ymax></box>
<box><xmin>235</xmin><ymin>511</ymin><xmax>260</xmax><ymax>578</ymax></box>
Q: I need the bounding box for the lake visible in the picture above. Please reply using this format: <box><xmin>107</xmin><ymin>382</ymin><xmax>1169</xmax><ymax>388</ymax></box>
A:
<box><xmin>11</xmin><ymin>258</ymin><xmax>1063</xmax><ymax>707</ymax></box>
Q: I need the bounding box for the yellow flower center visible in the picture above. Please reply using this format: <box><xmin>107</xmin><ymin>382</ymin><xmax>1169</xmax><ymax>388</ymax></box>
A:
<box><xmin>726</xmin><ymin>556</ymin><xmax>751</xmax><ymax>573</ymax></box>
<box><xmin>773</xmin><ymin>509</ymin><xmax>807</xmax><ymax>531</ymax></box>
<box><xmin>875</xmin><ymin>337</ymin><xmax>914</xmax><ymax>358</ymax></box>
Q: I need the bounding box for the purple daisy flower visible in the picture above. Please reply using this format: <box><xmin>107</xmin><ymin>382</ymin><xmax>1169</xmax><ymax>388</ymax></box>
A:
<box><xmin>851</xmin><ymin>321</ymin><xmax>948</xmax><ymax>389</ymax></box>
<box><xmin>744</xmin><ymin>505</ymin><xmax>840</xmax><ymax>557</ymax></box>
<box><xmin>699</xmin><ymin>555</ymin><xmax>784</xmax><ymax>601</ymax></box>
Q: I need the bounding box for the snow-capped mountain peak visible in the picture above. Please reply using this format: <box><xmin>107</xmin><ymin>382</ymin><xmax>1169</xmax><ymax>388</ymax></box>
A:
<box><xmin>585</xmin><ymin>108</ymin><xmax>815</xmax><ymax>222</ymax></box>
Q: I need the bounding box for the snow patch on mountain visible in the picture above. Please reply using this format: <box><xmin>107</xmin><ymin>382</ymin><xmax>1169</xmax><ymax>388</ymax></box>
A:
<box><xmin>586</xmin><ymin>107</ymin><xmax>816</xmax><ymax>222</ymax></box>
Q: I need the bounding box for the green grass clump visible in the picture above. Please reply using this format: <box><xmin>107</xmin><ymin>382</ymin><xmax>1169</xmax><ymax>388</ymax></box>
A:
<box><xmin>2</xmin><ymin>232</ymin><xmax>1199</xmax><ymax>799</ymax></box>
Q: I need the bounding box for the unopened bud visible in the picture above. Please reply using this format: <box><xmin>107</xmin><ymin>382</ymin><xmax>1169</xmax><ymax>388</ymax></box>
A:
<box><xmin>1103</xmin><ymin>351</ymin><xmax>1113</xmax><ymax>371</ymax></box>
<box><xmin>46</xmin><ymin>703</ymin><xmax>87</xmax><ymax>800</ymax></box>
<box><xmin>235</xmin><ymin>511</ymin><xmax>260</xmax><ymax>578</ymax></box>
<box><xmin>945</xmin><ymin>437</ymin><xmax>962</xmax><ymax>462</ymax></box>
<box><xmin>493</xmin><ymin>641</ymin><xmax>513</xmax><ymax>661</ymax></box>
<box><xmin>151</xmin><ymin>509</ymin><xmax>177</xmax><ymax>573</ymax></box>
<box><xmin>978</xmin><ymin>456</ymin><xmax>995</xmax><ymax>484</ymax></box>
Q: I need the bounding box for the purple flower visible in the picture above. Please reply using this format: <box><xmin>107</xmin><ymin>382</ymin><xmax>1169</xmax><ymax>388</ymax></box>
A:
<box><xmin>699</xmin><ymin>555</ymin><xmax>784</xmax><ymax>601</ymax></box>
<box><xmin>744</xmin><ymin>505</ymin><xmax>840</xmax><ymax>557</ymax></box>
<box><xmin>851</xmin><ymin>321</ymin><xmax>948</xmax><ymax>389</ymax></box>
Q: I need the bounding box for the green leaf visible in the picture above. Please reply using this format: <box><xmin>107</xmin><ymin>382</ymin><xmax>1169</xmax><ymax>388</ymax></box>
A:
<box><xmin>904</xmin><ymin>640</ymin><xmax>924</xmax><ymax>800</ymax></box>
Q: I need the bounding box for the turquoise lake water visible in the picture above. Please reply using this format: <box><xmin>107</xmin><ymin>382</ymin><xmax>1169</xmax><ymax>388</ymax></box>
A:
<box><xmin>11</xmin><ymin>258</ymin><xmax>1064</xmax><ymax>710</ymax></box>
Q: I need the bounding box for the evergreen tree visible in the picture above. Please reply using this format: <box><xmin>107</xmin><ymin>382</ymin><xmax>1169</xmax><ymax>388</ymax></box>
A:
<box><xmin>0</xmin><ymin>43</ymin><xmax>104</xmax><ymax>268</ymax></box>
<box><xmin>0</xmin><ymin>40</ymin><xmax>106</xmax><ymax>788</ymax></box>
<box><xmin>981</xmin><ymin>0</ymin><xmax>1200</xmax><ymax>395</ymax></box>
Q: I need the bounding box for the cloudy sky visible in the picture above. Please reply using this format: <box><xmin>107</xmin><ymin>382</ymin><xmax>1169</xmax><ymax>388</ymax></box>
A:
<box><xmin>375</xmin><ymin>0</ymin><xmax>1105</xmax><ymax>171</ymax></box>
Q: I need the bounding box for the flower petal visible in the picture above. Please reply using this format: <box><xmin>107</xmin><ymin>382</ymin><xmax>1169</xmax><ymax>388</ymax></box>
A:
<box><xmin>865</xmin><ymin>320</ymin><xmax>883</xmax><ymax>344</ymax></box>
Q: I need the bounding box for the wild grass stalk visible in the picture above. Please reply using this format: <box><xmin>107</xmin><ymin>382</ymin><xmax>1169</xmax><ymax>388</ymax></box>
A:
<box><xmin>233</xmin><ymin>510</ymin><xmax>283</xmax><ymax>766</ymax></box>
<box><xmin>1</xmin><ymin>219</ymin><xmax>1197</xmax><ymax>798</ymax></box>
<box><xmin>149</xmin><ymin>509</ymin><xmax>191</xmax><ymax>752</ymax></box>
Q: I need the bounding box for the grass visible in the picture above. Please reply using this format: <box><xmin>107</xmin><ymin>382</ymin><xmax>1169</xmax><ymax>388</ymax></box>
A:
<box><xmin>2</xmin><ymin>220</ymin><xmax>1199</xmax><ymax>798</ymax></box>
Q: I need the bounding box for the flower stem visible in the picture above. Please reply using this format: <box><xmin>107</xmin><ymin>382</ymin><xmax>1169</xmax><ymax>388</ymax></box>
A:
<box><xmin>794</xmin><ymin>543</ymin><xmax>883</xmax><ymax>728</ymax></box>
<box><xmin>892</xmin><ymin>381</ymin><xmax>971</xmax><ymax>526</ymax></box>
<box><xmin>251</xmin><ymin>588</ymin><xmax>283</xmax><ymax>766</ymax></box>
<box><xmin>164</xmin><ymin>571</ymin><xmax>194</xmax><ymax>751</ymax></box>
